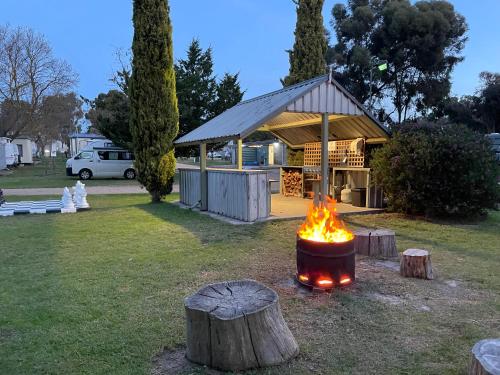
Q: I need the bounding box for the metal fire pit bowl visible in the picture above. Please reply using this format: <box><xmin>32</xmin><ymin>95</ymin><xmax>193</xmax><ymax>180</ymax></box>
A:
<box><xmin>296</xmin><ymin>235</ymin><xmax>355</xmax><ymax>290</ymax></box>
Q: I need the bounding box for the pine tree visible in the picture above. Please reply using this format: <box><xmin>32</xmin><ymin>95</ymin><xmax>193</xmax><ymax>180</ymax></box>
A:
<box><xmin>212</xmin><ymin>72</ymin><xmax>244</xmax><ymax>117</ymax></box>
<box><xmin>175</xmin><ymin>39</ymin><xmax>217</xmax><ymax>156</ymax></box>
<box><xmin>129</xmin><ymin>0</ymin><xmax>178</xmax><ymax>202</ymax></box>
<box><xmin>282</xmin><ymin>0</ymin><xmax>328</xmax><ymax>86</ymax></box>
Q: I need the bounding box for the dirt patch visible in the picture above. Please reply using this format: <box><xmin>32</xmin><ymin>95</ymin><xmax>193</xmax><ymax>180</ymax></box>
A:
<box><xmin>152</xmin><ymin>347</ymin><xmax>223</xmax><ymax>375</ymax></box>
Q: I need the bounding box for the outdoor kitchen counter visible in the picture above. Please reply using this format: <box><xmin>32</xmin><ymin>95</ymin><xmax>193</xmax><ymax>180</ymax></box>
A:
<box><xmin>178</xmin><ymin>168</ymin><xmax>270</xmax><ymax>222</ymax></box>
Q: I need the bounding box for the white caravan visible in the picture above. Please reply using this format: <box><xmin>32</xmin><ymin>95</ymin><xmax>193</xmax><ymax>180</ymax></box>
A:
<box><xmin>0</xmin><ymin>137</ymin><xmax>20</xmax><ymax>167</ymax></box>
<box><xmin>66</xmin><ymin>146</ymin><xmax>136</xmax><ymax>180</ymax></box>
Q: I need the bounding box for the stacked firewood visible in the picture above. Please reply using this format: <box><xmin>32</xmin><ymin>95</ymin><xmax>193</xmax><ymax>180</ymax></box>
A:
<box><xmin>282</xmin><ymin>171</ymin><xmax>302</xmax><ymax>197</ymax></box>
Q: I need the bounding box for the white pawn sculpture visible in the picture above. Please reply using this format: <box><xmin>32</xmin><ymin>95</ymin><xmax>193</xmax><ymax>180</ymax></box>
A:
<box><xmin>74</xmin><ymin>181</ymin><xmax>90</xmax><ymax>209</ymax></box>
<box><xmin>61</xmin><ymin>187</ymin><xmax>76</xmax><ymax>213</ymax></box>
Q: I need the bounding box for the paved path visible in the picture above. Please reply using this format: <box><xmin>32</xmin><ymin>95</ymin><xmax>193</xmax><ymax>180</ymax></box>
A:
<box><xmin>2</xmin><ymin>165</ymin><xmax>195</xmax><ymax>196</ymax></box>
<box><xmin>3</xmin><ymin>184</ymin><xmax>180</xmax><ymax>196</ymax></box>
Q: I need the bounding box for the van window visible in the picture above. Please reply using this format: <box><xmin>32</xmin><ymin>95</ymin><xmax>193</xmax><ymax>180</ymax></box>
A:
<box><xmin>120</xmin><ymin>152</ymin><xmax>134</xmax><ymax>160</ymax></box>
<box><xmin>98</xmin><ymin>151</ymin><xmax>118</xmax><ymax>160</ymax></box>
<box><xmin>77</xmin><ymin>151</ymin><xmax>93</xmax><ymax>160</ymax></box>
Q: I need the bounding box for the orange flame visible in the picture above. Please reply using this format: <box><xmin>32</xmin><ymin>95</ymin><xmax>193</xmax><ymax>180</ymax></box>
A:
<box><xmin>297</xmin><ymin>196</ymin><xmax>354</xmax><ymax>243</ymax></box>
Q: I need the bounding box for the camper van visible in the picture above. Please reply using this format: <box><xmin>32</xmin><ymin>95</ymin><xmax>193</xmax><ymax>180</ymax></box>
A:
<box><xmin>0</xmin><ymin>137</ymin><xmax>20</xmax><ymax>167</ymax></box>
<box><xmin>66</xmin><ymin>145</ymin><xmax>136</xmax><ymax>180</ymax></box>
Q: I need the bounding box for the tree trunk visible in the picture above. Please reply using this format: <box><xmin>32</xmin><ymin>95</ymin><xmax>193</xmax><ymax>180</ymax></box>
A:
<box><xmin>400</xmin><ymin>249</ymin><xmax>434</xmax><ymax>280</ymax></box>
<box><xmin>185</xmin><ymin>280</ymin><xmax>299</xmax><ymax>372</ymax></box>
<box><xmin>354</xmin><ymin>229</ymin><xmax>398</xmax><ymax>258</ymax></box>
<box><xmin>469</xmin><ymin>339</ymin><xmax>500</xmax><ymax>375</ymax></box>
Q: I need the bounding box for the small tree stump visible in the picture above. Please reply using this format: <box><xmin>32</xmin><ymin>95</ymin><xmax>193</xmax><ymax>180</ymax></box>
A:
<box><xmin>469</xmin><ymin>339</ymin><xmax>500</xmax><ymax>375</ymax></box>
<box><xmin>184</xmin><ymin>280</ymin><xmax>299</xmax><ymax>372</ymax></box>
<box><xmin>400</xmin><ymin>249</ymin><xmax>434</xmax><ymax>280</ymax></box>
<box><xmin>354</xmin><ymin>229</ymin><xmax>398</xmax><ymax>258</ymax></box>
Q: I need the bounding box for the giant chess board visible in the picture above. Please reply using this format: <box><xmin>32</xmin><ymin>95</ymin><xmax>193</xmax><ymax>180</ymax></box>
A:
<box><xmin>0</xmin><ymin>182</ymin><xmax>90</xmax><ymax>217</ymax></box>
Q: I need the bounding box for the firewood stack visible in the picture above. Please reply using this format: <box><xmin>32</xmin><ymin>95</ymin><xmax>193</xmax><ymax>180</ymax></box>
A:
<box><xmin>282</xmin><ymin>170</ymin><xmax>302</xmax><ymax>197</ymax></box>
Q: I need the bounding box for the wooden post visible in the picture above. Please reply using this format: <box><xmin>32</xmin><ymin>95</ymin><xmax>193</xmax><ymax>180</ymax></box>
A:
<box><xmin>236</xmin><ymin>138</ymin><xmax>243</xmax><ymax>171</ymax></box>
<box><xmin>365</xmin><ymin>170</ymin><xmax>371</xmax><ymax>208</ymax></box>
<box><xmin>320</xmin><ymin>112</ymin><xmax>329</xmax><ymax>202</ymax></box>
<box><xmin>200</xmin><ymin>143</ymin><xmax>207</xmax><ymax>211</ymax></box>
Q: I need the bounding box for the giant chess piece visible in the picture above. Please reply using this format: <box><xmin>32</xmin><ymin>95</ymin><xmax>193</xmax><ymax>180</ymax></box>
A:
<box><xmin>61</xmin><ymin>187</ymin><xmax>76</xmax><ymax>213</ymax></box>
<box><xmin>74</xmin><ymin>181</ymin><xmax>90</xmax><ymax>209</ymax></box>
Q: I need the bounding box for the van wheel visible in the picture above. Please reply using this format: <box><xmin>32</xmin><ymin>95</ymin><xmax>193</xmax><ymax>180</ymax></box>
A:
<box><xmin>79</xmin><ymin>169</ymin><xmax>92</xmax><ymax>180</ymax></box>
<box><xmin>124</xmin><ymin>169</ymin><xmax>136</xmax><ymax>180</ymax></box>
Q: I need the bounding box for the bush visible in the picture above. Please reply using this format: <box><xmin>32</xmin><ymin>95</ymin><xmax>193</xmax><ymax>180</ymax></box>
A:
<box><xmin>370</xmin><ymin>121</ymin><xmax>499</xmax><ymax>218</ymax></box>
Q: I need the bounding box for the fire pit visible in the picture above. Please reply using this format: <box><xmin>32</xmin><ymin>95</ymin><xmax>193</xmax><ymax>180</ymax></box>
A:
<box><xmin>296</xmin><ymin>197</ymin><xmax>355</xmax><ymax>290</ymax></box>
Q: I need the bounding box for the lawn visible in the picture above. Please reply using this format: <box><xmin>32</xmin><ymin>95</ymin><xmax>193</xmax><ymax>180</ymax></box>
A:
<box><xmin>1</xmin><ymin>194</ymin><xmax>499</xmax><ymax>374</ymax></box>
<box><xmin>0</xmin><ymin>156</ymin><xmax>140</xmax><ymax>189</ymax></box>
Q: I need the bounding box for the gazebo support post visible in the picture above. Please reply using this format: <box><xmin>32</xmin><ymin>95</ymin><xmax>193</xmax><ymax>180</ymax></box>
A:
<box><xmin>236</xmin><ymin>138</ymin><xmax>243</xmax><ymax>171</ymax></box>
<box><xmin>200</xmin><ymin>143</ymin><xmax>208</xmax><ymax>211</ymax></box>
<box><xmin>320</xmin><ymin>112</ymin><xmax>329</xmax><ymax>202</ymax></box>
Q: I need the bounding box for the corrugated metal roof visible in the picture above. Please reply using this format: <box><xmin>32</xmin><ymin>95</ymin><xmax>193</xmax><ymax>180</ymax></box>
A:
<box><xmin>69</xmin><ymin>133</ymin><xmax>106</xmax><ymax>139</ymax></box>
<box><xmin>175</xmin><ymin>74</ymin><xmax>389</xmax><ymax>146</ymax></box>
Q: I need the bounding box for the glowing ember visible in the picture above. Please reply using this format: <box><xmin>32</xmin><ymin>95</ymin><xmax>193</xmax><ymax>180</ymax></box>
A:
<box><xmin>297</xmin><ymin>196</ymin><xmax>354</xmax><ymax>243</ymax></box>
<box><xmin>298</xmin><ymin>274</ymin><xmax>309</xmax><ymax>282</ymax></box>
<box><xmin>316</xmin><ymin>277</ymin><xmax>333</xmax><ymax>287</ymax></box>
<box><xmin>339</xmin><ymin>276</ymin><xmax>352</xmax><ymax>285</ymax></box>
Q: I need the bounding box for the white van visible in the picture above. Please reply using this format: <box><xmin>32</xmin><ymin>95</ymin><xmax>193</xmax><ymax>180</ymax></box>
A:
<box><xmin>66</xmin><ymin>147</ymin><xmax>136</xmax><ymax>180</ymax></box>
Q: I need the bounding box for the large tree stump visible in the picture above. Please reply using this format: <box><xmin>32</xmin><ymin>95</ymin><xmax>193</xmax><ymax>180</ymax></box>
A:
<box><xmin>469</xmin><ymin>339</ymin><xmax>500</xmax><ymax>375</ymax></box>
<box><xmin>354</xmin><ymin>229</ymin><xmax>398</xmax><ymax>258</ymax></box>
<box><xmin>184</xmin><ymin>280</ymin><xmax>299</xmax><ymax>372</ymax></box>
<box><xmin>400</xmin><ymin>249</ymin><xmax>434</xmax><ymax>280</ymax></box>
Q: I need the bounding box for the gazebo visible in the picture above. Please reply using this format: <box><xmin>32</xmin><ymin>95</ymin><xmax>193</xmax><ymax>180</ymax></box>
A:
<box><xmin>175</xmin><ymin>73</ymin><xmax>389</xmax><ymax>222</ymax></box>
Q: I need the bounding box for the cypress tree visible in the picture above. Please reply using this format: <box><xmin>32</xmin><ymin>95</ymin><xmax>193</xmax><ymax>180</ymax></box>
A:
<box><xmin>129</xmin><ymin>0</ymin><xmax>179</xmax><ymax>202</ymax></box>
<box><xmin>282</xmin><ymin>0</ymin><xmax>328</xmax><ymax>86</ymax></box>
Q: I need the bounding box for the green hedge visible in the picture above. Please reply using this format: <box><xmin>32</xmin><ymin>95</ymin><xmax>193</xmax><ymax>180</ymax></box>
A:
<box><xmin>370</xmin><ymin>121</ymin><xmax>499</xmax><ymax>218</ymax></box>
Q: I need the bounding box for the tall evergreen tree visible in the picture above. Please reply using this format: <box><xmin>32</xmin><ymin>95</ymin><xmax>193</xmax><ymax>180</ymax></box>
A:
<box><xmin>212</xmin><ymin>72</ymin><xmax>244</xmax><ymax>116</ymax></box>
<box><xmin>329</xmin><ymin>0</ymin><xmax>467</xmax><ymax>123</ymax></box>
<box><xmin>282</xmin><ymin>0</ymin><xmax>328</xmax><ymax>86</ymax></box>
<box><xmin>175</xmin><ymin>39</ymin><xmax>216</xmax><ymax>156</ymax></box>
<box><xmin>129</xmin><ymin>0</ymin><xmax>178</xmax><ymax>202</ymax></box>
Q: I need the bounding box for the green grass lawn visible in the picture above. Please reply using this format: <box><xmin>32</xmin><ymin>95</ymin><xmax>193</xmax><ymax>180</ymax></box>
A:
<box><xmin>1</xmin><ymin>194</ymin><xmax>499</xmax><ymax>374</ymax></box>
<box><xmin>0</xmin><ymin>156</ymin><xmax>140</xmax><ymax>189</ymax></box>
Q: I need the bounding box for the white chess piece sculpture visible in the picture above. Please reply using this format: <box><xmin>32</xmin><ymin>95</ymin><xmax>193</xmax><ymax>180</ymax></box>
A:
<box><xmin>61</xmin><ymin>187</ymin><xmax>76</xmax><ymax>213</ymax></box>
<box><xmin>74</xmin><ymin>181</ymin><xmax>90</xmax><ymax>209</ymax></box>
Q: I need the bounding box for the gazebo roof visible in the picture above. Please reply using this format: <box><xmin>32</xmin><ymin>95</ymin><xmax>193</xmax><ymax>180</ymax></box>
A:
<box><xmin>175</xmin><ymin>74</ymin><xmax>389</xmax><ymax>148</ymax></box>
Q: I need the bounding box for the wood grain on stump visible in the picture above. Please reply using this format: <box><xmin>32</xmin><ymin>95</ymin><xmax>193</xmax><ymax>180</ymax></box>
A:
<box><xmin>354</xmin><ymin>229</ymin><xmax>398</xmax><ymax>258</ymax></box>
<box><xmin>400</xmin><ymin>249</ymin><xmax>434</xmax><ymax>280</ymax></box>
<box><xmin>184</xmin><ymin>280</ymin><xmax>299</xmax><ymax>372</ymax></box>
<box><xmin>469</xmin><ymin>339</ymin><xmax>500</xmax><ymax>375</ymax></box>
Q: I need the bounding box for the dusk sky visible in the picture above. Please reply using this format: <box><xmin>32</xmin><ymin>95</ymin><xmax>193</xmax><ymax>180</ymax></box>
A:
<box><xmin>1</xmin><ymin>0</ymin><xmax>499</xmax><ymax>101</ymax></box>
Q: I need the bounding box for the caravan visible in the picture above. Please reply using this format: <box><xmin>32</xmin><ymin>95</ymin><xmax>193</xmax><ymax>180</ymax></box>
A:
<box><xmin>0</xmin><ymin>137</ymin><xmax>20</xmax><ymax>167</ymax></box>
<box><xmin>65</xmin><ymin>140</ymin><xmax>136</xmax><ymax>180</ymax></box>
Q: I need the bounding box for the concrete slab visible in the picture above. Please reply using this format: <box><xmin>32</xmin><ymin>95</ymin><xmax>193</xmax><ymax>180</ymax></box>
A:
<box><xmin>269</xmin><ymin>194</ymin><xmax>384</xmax><ymax>219</ymax></box>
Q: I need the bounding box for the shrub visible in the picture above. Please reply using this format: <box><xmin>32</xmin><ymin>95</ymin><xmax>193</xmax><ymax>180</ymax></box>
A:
<box><xmin>370</xmin><ymin>121</ymin><xmax>499</xmax><ymax>218</ymax></box>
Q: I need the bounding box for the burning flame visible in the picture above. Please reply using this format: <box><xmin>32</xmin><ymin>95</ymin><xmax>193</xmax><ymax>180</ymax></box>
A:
<box><xmin>297</xmin><ymin>196</ymin><xmax>354</xmax><ymax>243</ymax></box>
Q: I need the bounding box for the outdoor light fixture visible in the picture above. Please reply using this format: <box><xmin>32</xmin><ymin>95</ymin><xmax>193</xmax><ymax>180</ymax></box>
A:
<box><xmin>368</xmin><ymin>58</ymin><xmax>388</xmax><ymax>110</ymax></box>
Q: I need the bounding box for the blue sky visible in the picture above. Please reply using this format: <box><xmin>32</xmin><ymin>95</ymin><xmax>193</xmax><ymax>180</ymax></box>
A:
<box><xmin>1</xmin><ymin>0</ymin><xmax>499</xmax><ymax>101</ymax></box>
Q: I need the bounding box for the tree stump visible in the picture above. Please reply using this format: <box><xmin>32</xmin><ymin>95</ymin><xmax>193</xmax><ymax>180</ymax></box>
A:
<box><xmin>354</xmin><ymin>229</ymin><xmax>398</xmax><ymax>258</ymax></box>
<box><xmin>400</xmin><ymin>249</ymin><xmax>434</xmax><ymax>280</ymax></box>
<box><xmin>184</xmin><ymin>280</ymin><xmax>299</xmax><ymax>372</ymax></box>
<box><xmin>469</xmin><ymin>339</ymin><xmax>500</xmax><ymax>375</ymax></box>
